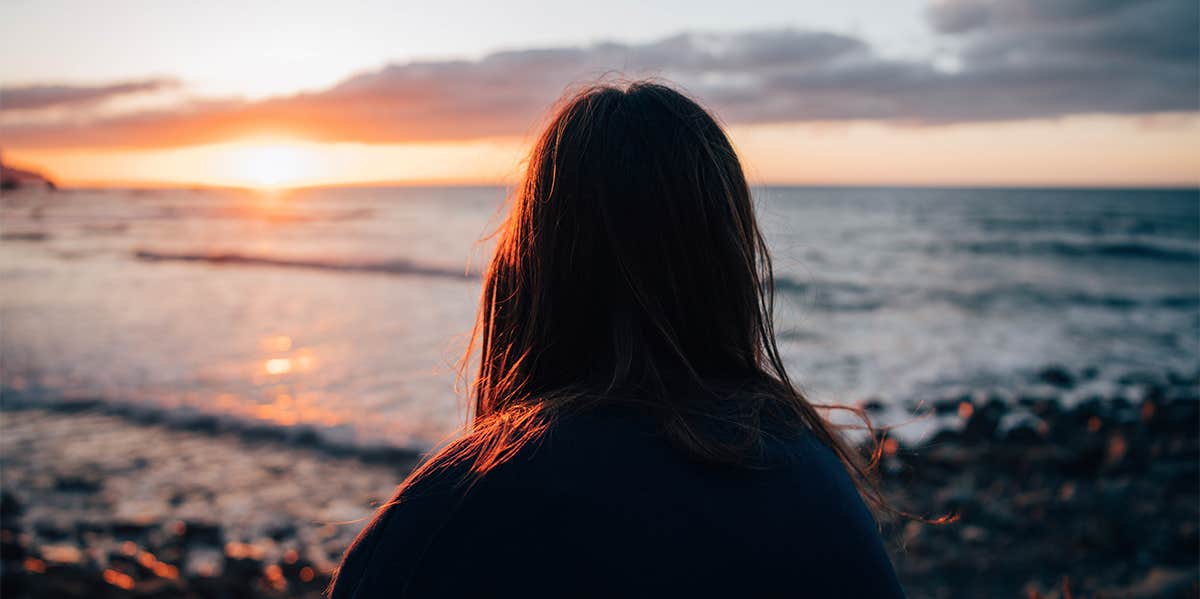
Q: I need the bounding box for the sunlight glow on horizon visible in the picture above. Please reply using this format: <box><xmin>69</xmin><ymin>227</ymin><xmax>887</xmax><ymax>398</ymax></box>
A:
<box><xmin>6</xmin><ymin>114</ymin><xmax>1199</xmax><ymax>189</ymax></box>
<box><xmin>6</xmin><ymin>137</ymin><xmax>531</xmax><ymax>189</ymax></box>
<box><xmin>229</xmin><ymin>143</ymin><xmax>308</xmax><ymax>189</ymax></box>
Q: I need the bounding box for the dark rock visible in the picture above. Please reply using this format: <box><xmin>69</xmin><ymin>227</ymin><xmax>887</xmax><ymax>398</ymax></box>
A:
<box><xmin>280</xmin><ymin>550</ymin><xmax>325</xmax><ymax>591</ymax></box>
<box><xmin>1059</xmin><ymin>438</ymin><xmax>1107</xmax><ymax>476</ymax></box>
<box><xmin>0</xmin><ymin>491</ymin><xmax>22</xmax><ymax>519</ymax></box>
<box><xmin>1</xmin><ymin>528</ymin><xmax>26</xmax><ymax>561</ymax></box>
<box><xmin>33</xmin><ymin>519</ymin><xmax>72</xmax><ymax>542</ymax></box>
<box><xmin>73</xmin><ymin>521</ymin><xmax>108</xmax><ymax>537</ymax></box>
<box><xmin>962</xmin><ymin>401</ymin><xmax>1005</xmax><ymax>443</ymax></box>
<box><xmin>932</xmin><ymin>396</ymin><xmax>967</xmax><ymax>416</ymax></box>
<box><xmin>0</xmin><ymin>160</ymin><xmax>56</xmax><ymax>191</ymax></box>
<box><xmin>1037</xmin><ymin>365</ymin><xmax>1075</xmax><ymax>388</ymax></box>
<box><xmin>927</xmin><ymin>428</ymin><xmax>962</xmax><ymax>445</ymax></box>
<box><xmin>1004</xmin><ymin>419</ymin><xmax>1046</xmax><ymax>443</ymax></box>
<box><xmin>54</xmin><ymin>474</ymin><xmax>103</xmax><ymax>494</ymax></box>
<box><xmin>1167</xmin><ymin>371</ymin><xmax>1200</xmax><ymax>387</ymax></box>
<box><xmin>1022</xmin><ymin>396</ymin><xmax>1062</xmax><ymax>418</ymax></box>
<box><xmin>1149</xmin><ymin>400</ymin><xmax>1200</xmax><ymax>435</ymax></box>
<box><xmin>223</xmin><ymin>554</ymin><xmax>265</xmax><ymax>586</ymax></box>
<box><xmin>176</xmin><ymin>520</ymin><xmax>223</xmax><ymax>546</ymax></box>
<box><xmin>111</xmin><ymin>520</ymin><xmax>156</xmax><ymax>540</ymax></box>
<box><xmin>131</xmin><ymin>578</ymin><xmax>184</xmax><ymax>599</ymax></box>
<box><xmin>1166</xmin><ymin>522</ymin><xmax>1199</xmax><ymax>566</ymax></box>
<box><xmin>108</xmin><ymin>552</ymin><xmax>155</xmax><ymax>579</ymax></box>
<box><xmin>265</xmin><ymin>521</ymin><xmax>297</xmax><ymax>542</ymax></box>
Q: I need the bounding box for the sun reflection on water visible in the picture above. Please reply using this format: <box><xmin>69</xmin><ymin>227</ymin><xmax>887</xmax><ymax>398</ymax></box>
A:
<box><xmin>261</xmin><ymin>339</ymin><xmax>317</xmax><ymax>377</ymax></box>
<box><xmin>264</xmin><ymin>357</ymin><xmax>292</xmax><ymax>375</ymax></box>
<box><xmin>245</xmin><ymin>341</ymin><xmax>342</xmax><ymax>427</ymax></box>
<box><xmin>213</xmin><ymin>389</ymin><xmax>347</xmax><ymax>429</ymax></box>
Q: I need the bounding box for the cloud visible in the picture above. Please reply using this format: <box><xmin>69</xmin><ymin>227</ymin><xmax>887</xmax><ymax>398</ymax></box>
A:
<box><xmin>930</xmin><ymin>0</ymin><xmax>1197</xmax><ymax>64</ymax></box>
<box><xmin>2</xmin><ymin>1</ymin><xmax>1196</xmax><ymax>149</ymax></box>
<box><xmin>928</xmin><ymin>0</ymin><xmax>1153</xmax><ymax>33</ymax></box>
<box><xmin>1</xmin><ymin>79</ymin><xmax>179</xmax><ymax>111</ymax></box>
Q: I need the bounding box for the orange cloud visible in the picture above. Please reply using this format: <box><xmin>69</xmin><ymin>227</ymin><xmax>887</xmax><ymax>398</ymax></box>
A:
<box><xmin>3</xmin><ymin>12</ymin><xmax>1196</xmax><ymax>150</ymax></box>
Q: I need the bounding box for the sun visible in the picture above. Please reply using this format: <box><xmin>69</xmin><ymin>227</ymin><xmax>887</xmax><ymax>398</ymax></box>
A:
<box><xmin>228</xmin><ymin>143</ymin><xmax>307</xmax><ymax>188</ymax></box>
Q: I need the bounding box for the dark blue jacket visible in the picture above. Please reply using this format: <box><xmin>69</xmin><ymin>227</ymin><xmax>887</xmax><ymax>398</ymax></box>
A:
<box><xmin>331</xmin><ymin>406</ymin><xmax>905</xmax><ymax>598</ymax></box>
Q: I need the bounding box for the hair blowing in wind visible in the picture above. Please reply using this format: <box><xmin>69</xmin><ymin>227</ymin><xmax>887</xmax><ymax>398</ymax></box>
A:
<box><xmin>327</xmin><ymin>79</ymin><xmax>915</xmax><ymax>598</ymax></box>
<box><xmin>442</xmin><ymin>80</ymin><xmax>887</xmax><ymax>507</ymax></box>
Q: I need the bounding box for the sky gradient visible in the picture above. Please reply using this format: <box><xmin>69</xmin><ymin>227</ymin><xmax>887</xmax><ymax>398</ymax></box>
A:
<box><xmin>1</xmin><ymin>0</ymin><xmax>1198</xmax><ymax>187</ymax></box>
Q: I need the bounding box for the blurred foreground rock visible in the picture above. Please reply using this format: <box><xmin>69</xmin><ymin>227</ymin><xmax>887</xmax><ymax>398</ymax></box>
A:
<box><xmin>881</xmin><ymin>370</ymin><xmax>1199</xmax><ymax>598</ymax></box>
<box><xmin>0</xmin><ymin>368</ymin><xmax>1196</xmax><ymax>598</ymax></box>
<box><xmin>0</xmin><ymin>408</ymin><xmax>413</xmax><ymax>599</ymax></box>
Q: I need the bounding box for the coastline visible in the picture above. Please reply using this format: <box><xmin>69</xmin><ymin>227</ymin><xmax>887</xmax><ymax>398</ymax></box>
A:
<box><xmin>1</xmin><ymin>369</ymin><xmax>1197</xmax><ymax>598</ymax></box>
<box><xmin>0</xmin><ymin>408</ymin><xmax>414</xmax><ymax>598</ymax></box>
<box><xmin>878</xmin><ymin>370</ymin><xmax>1199</xmax><ymax>597</ymax></box>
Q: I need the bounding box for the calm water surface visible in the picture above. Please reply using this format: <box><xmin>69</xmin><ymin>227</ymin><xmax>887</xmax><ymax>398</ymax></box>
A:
<box><xmin>1</xmin><ymin>186</ymin><xmax>1196</xmax><ymax>447</ymax></box>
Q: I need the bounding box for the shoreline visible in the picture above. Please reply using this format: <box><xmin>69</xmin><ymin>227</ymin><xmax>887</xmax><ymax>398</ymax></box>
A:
<box><xmin>877</xmin><ymin>374</ymin><xmax>1199</xmax><ymax>597</ymax></box>
<box><xmin>0</xmin><ymin>407</ymin><xmax>414</xmax><ymax>598</ymax></box>
<box><xmin>0</xmin><ymin>390</ymin><xmax>427</xmax><ymax>467</ymax></box>
<box><xmin>1</xmin><ymin>371</ymin><xmax>1197</xmax><ymax>598</ymax></box>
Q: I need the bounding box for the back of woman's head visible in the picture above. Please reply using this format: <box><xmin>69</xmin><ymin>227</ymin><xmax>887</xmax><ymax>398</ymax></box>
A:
<box><xmin>477</xmin><ymin>82</ymin><xmax>766</xmax><ymax>415</ymax></box>
<box><xmin>466</xmin><ymin>80</ymin><xmax>875</xmax><ymax>485</ymax></box>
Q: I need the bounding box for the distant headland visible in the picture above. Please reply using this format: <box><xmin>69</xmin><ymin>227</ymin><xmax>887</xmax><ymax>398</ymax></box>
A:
<box><xmin>0</xmin><ymin>156</ymin><xmax>57</xmax><ymax>191</ymax></box>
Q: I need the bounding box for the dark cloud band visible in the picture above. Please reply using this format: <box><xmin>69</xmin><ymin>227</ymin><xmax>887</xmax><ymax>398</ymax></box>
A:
<box><xmin>1</xmin><ymin>0</ymin><xmax>1195</xmax><ymax>148</ymax></box>
<box><xmin>1</xmin><ymin>79</ymin><xmax>179</xmax><ymax>111</ymax></box>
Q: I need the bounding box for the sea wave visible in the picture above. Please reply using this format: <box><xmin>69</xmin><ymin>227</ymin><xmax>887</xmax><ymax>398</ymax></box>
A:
<box><xmin>773</xmin><ymin>277</ymin><xmax>886</xmax><ymax>311</ymax></box>
<box><xmin>133</xmin><ymin>249</ymin><xmax>478</xmax><ymax>280</ymax></box>
<box><xmin>1</xmin><ymin>231</ymin><xmax>50</xmax><ymax>242</ymax></box>
<box><xmin>774</xmin><ymin>276</ymin><xmax>1199</xmax><ymax>312</ymax></box>
<box><xmin>147</xmin><ymin>203</ymin><xmax>375</xmax><ymax>224</ymax></box>
<box><xmin>0</xmin><ymin>387</ymin><xmax>425</xmax><ymax>464</ymax></box>
<box><xmin>949</xmin><ymin>238</ymin><xmax>1200</xmax><ymax>262</ymax></box>
<box><xmin>927</xmin><ymin>285</ymin><xmax>1200</xmax><ymax>311</ymax></box>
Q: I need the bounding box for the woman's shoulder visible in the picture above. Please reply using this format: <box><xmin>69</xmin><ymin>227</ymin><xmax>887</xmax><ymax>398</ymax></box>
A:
<box><xmin>328</xmin><ymin>410</ymin><xmax>626</xmax><ymax>597</ymax></box>
<box><xmin>332</xmin><ymin>405</ymin><xmax>903</xmax><ymax>597</ymax></box>
<box><xmin>347</xmin><ymin>404</ymin><xmax>876</xmax><ymax>539</ymax></box>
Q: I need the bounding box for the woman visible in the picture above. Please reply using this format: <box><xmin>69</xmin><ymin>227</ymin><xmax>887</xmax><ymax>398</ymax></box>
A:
<box><xmin>330</xmin><ymin>81</ymin><xmax>905</xmax><ymax>598</ymax></box>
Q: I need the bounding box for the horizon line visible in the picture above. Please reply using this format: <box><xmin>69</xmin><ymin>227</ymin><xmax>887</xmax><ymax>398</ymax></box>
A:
<box><xmin>22</xmin><ymin>180</ymin><xmax>1200</xmax><ymax>193</ymax></box>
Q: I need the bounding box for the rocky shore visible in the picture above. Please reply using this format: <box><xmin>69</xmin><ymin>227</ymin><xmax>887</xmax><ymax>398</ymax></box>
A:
<box><xmin>878</xmin><ymin>368</ymin><xmax>1199</xmax><ymax>598</ymax></box>
<box><xmin>0</xmin><ymin>408</ymin><xmax>412</xmax><ymax>599</ymax></box>
<box><xmin>1</xmin><ymin>369</ymin><xmax>1196</xmax><ymax>598</ymax></box>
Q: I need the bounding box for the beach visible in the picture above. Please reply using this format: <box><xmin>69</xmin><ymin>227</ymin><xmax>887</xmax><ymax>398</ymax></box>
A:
<box><xmin>2</xmin><ymin>366</ymin><xmax>1197</xmax><ymax>598</ymax></box>
<box><xmin>4</xmin><ymin>0</ymin><xmax>1198</xmax><ymax>594</ymax></box>
<box><xmin>0</xmin><ymin>404</ymin><xmax>408</xmax><ymax>598</ymax></box>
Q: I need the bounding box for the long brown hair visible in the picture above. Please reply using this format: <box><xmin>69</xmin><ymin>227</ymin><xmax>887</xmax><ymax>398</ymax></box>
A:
<box><xmin>444</xmin><ymin>80</ymin><xmax>883</xmax><ymax>505</ymax></box>
<box><xmin>331</xmin><ymin>80</ymin><xmax>892</xmax><ymax>594</ymax></box>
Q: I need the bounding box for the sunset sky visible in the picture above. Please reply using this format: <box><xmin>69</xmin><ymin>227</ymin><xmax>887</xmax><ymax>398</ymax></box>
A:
<box><xmin>1</xmin><ymin>0</ymin><xmax>1197</xmax><ymax>188</ymax></box>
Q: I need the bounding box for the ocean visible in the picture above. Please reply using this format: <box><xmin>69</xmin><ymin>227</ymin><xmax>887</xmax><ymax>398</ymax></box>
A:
<box><xmin>1</xmin><ymin>186</ymin><xmax>1197</xmax><ymax>448</ymax></box>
